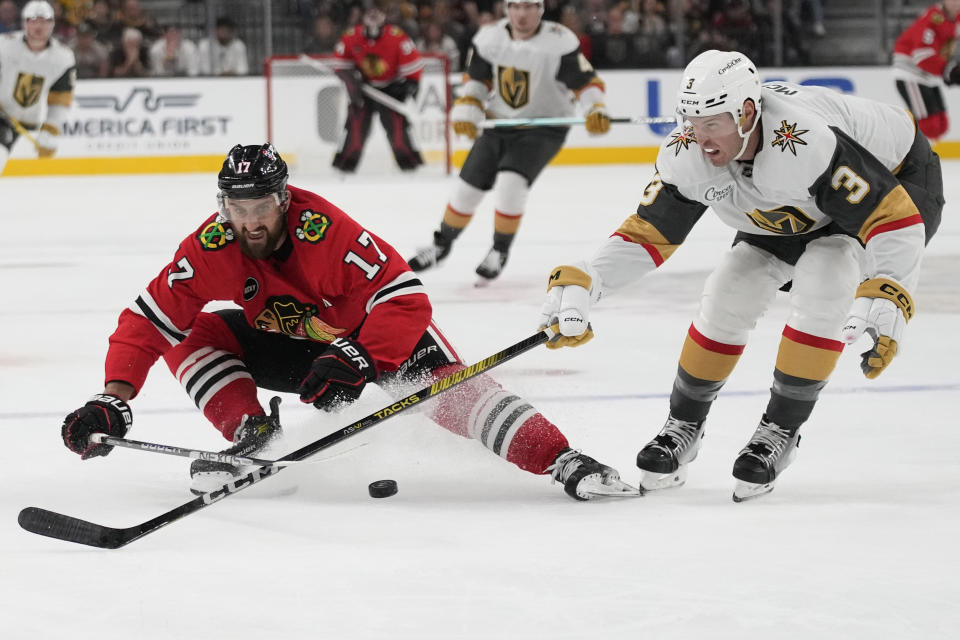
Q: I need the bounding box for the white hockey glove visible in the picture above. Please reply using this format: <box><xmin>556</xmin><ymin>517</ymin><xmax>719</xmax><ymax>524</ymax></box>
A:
<box><xmin>538</xmin><ymin>264</ymin><xmax>599</xmax><ymax>350</ymax></box>
<box><xmin>841</xmin><ymin>277</ymin><xmax>914</xmax><ymax>379</ymax></box>
<box><xmin>451</xmin><ymin>96</ymin><xmax>484</xmax><ymax>139</ymax></box>
<box><xmin>36</xmin><ymin>124</ymin><xmax>59</xmax><ymax>158</ymax></box>
<box><xmin>584</xmin><ymin>103</ymin><xmax>611</xmax><ymax>135</ymax></box>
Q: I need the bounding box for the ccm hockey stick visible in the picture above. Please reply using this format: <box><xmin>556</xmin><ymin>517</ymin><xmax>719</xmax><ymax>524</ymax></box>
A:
<box><xmin>479</xmin><ymin>115</ymin><xmax>676</xmax><ymax>129</ymax></box>
<box><xmin>87</xmin><ymin>432</ymin><xmax>326</xmax><ymax>468</ymax></box>
<box><xmin>19</xmin><ymin>330</ymin><xmax>551</xmax><ymax>549</ymax></box>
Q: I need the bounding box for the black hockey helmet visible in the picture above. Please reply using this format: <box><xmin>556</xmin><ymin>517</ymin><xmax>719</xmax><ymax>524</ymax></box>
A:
<box><xmin>217</xmin><ymin>143</ymin><xmax>288</xmax><ymax>200</ymax></box>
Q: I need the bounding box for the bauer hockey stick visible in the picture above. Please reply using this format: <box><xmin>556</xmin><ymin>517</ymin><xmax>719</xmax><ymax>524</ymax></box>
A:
<box><xmin>479</xmin><ymin>115</ymin><xmax>676</xmax><ymax>129</ymax></box>
<box><xmin>19</xmin><ymin>330</ymin><xmax>552</xmax><ymax>549</ymax></box>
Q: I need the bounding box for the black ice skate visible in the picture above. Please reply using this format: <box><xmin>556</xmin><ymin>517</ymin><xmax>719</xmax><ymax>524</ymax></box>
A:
<box><xmin>474</xmin><ymin>247</ymin><xmax>508</xmax><ymax>282</ymax></box>
<box><xmin>548</xmin><ymin>448</ymin><xmax>641</xmax><ymax>501</ymax></box>
<box><xmin>407</xmin><ymin>231</ymin><xmax>453</xmax><ymax>272</ymax></box>
<box><xmin>731</xmin><ymin>416</ymin><xmax>800</xmax><ymax>502</ymax></box>
<box><xmin>189</xmin><ymin>397</ymin><xmax>283</xmax><ymax>495</ymax></box>
<box><xmin>636</xmin><ymin>415</ymin><xmax>705</xmax><ymax>491</ymax></box>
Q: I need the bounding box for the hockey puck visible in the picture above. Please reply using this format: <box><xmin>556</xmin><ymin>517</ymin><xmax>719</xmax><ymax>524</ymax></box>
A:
<box><xmin>368</xmin><ymin>479</ymin><xmax>398</xmax><ymax>498</ymax></box>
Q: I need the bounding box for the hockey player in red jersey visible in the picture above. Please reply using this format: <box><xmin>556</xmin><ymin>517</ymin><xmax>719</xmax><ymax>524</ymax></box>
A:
<box><xmin>893</xmin><ymin>0</ymin><xmax>960</xmax><ymax>139</ymax></box>
<box><xmin>328</xmin><ymin>5</ymin><xmax>423</xmax><ymax>173</ymax></box>
<box><xmin>59</xmin><ymin>143</ymin><xmax>636</xmax><ymax>501</ymax></box>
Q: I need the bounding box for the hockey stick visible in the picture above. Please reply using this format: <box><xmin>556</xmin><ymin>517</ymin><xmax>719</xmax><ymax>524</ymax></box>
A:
<box><xmin>296</xmin><ymin>54</ymin><xmax>417</xmax><ymax>121</ymax></box>
<box><xmin>87</xmin><ymin>433</ymin><xmax>332</xmax><ymax>467</ymax></box>
<box><xmin>19</xmin><ymin>330</ymin><xmax>551</xmax><ymax>549</ymax></box>
<box><xmin>478</xmin><ymin>115</ymin><xmax>676</xmax><ymax>129</ymax></box>
<box><xmin>0</xmin><ymin>104</ymin><xmax>41</xmax><ymax>151</ymax></box>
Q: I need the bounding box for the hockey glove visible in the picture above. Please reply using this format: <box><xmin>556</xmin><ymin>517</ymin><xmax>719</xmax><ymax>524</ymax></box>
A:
<box><xmin>61</xmin><ymin>394</ymin><xmax>133</xmax><ymax>459</ymax></box>
<box><xmin>945</xmin><ymin>60</ymin><xmax>960</xmax><ymax>86</ymax></box>
<box><xmin>451</xmin><ymin>96</ymin><xmax>484</xmax><ymax>139</ymax></box>
<box><xmin>841</xmin><ymin>277</ymin><xmax>914</xmax><ymax>379</ymax></box>
<box><xmin>36</xmin><ymin>124</ymin><xmax>59</xmax><ymax>158</ymax></box>
<box><xmin>538</xmin><ymin>264</ymin><xmax>597</xmax><ymax>350</ymax></box>
<box><xmin>393</xmin><ymin>78</ymin><xmax>419</xmax><ymax>101</ymax></box>
<box><xmin>297</xmin><ymin>338</ymin><xmax>379</xmax><ymax>411</ymax></box>
<box><xmin>584</xmin><ymin>103</ymin><xmax>611</xmax><ymax>135</ymax></box>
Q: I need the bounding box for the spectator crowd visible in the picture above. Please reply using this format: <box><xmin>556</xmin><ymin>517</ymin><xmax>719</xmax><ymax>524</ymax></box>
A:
<box><xmin>0</xmin><ymin>0</ymin><xmax>831</xmax><ymax>77</ymax></box>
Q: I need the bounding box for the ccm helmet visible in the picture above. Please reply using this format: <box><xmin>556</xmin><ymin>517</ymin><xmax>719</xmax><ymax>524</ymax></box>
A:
<box><xmin>22</xmin><ymin>1</ymin><xmax>55</xmax><ymax>22</ymax></box>
<box><xmin>677</xmin><ymin>50</ymin><xmax>761</xmax><ymax>160</ymax></box>
<box><xmin>217</xmin><ymin>143</ymin><xmax>288</xmax><ymax>200</ymax></box>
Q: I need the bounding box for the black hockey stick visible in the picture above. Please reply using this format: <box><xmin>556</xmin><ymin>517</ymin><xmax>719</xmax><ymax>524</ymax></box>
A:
<box><xmin>19</xmin><ymin>330</ymin><xmax>551</xmax><ymax>549</ymax></box>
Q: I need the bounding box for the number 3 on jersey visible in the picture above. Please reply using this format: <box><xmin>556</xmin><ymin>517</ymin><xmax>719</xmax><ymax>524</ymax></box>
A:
<box><xmin>344</xmin><ymin>230</ymin><xmax>388</xmax><ymax>279</ymax></box>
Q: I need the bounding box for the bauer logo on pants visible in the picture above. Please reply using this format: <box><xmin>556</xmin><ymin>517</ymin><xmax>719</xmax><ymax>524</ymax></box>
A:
<box><xmin>498</xmin><ymin>66</ymin><xmax>530</xmax><ymax>109</ymax></box>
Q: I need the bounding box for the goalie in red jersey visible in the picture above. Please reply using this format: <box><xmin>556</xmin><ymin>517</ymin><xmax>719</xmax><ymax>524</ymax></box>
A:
<box><xmin>328</xmin><ymin>5</ymin><xmax>424</xmax><ymax>172</ymax></box>
<box><xmin>892</xmin><ymin>0</ymin><xmax>960</xmax><ymax>140</ymax></box>
<box><xmin>58</xmin><ymin>143</ymin><xmax>638</xmax><ymax>501</ymax></box>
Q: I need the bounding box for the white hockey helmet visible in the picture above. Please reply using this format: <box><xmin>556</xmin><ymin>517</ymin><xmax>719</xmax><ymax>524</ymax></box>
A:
<box><xmin>22</xmin><ymin>0</ymin><xmax>55</xmax><ymax>22</ymax></box>
<box><xmin>677</xmin><ymin>50</ymin><xmax>761</xmax><ymax>159</ymax></box>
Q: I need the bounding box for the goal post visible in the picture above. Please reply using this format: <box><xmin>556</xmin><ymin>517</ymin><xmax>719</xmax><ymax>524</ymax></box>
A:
<box><xmin>265</xmin><ymin>53</ymin><xmax>452</xmax><ymax>176</ymax></box>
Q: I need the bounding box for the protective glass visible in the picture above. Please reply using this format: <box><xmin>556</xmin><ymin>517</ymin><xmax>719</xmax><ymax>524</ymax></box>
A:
<box><xmin>217</xmin><ymin>192</ymin><xmax>284</xmax><ymax>223</ymax></box>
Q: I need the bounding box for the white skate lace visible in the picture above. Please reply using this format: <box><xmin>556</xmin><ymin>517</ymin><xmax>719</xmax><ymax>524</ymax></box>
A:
<box><xmin>659</xmin><ymin>417</ymin><xmax>701</xmax><ymax>453</ymax></box>
<box><xmin>747</xmin><ymin>421</ymin><xmax>792</xmax><ymax>459</ymax></box>
<box><xmin>546</xmin><ymin>449</ymin><xmax>583</xmax><ymax>484</ymax></box>
<box><xmin>412</xmin><ymin>245</ymin><xmax>437</xmax><ymax>268</ymax></box>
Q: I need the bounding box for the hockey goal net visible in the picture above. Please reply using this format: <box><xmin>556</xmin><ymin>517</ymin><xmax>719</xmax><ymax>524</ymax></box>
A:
<box><xmin>265</xmin><ymin>53</ymin><xmax>452</xmax><ymax>176</ymax></box>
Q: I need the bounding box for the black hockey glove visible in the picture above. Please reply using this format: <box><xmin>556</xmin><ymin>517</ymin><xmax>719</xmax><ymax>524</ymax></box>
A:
<box><xmin>336</xmin><ymin>69</ymin><xmax>366</xmax><ymax>107</ymax></box>
<box><xmin>61</xmin><ymin>394</ymin><xmax>133</xmax><ymax>459</ymax></box>
<box><xmin>397</xmin><ymin>78</ymin><xmax>419</xmax><ymax>101</ymax></box>
<box><xmin>297</xmin><ymin>338</ymin><xmax>378</xmax><ymax>411</ymax></box>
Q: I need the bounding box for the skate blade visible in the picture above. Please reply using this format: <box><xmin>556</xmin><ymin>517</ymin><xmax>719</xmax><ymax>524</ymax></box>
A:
<box><xmin>732</xmin><ymin>479</ymin><xmax>775</xmax><ymax>503</ymax></box>
<box><xmin>639</xmin><ymin>466</ymin><xmax>688</xmax><ymax>492</ymax></box>
<box><xmin>579</xmin><ymin>476</ymin><xmax>644</xmax><ymax>499</ymax></box>
<box><xmin>474</xmin><ymin>277</ymin><xmax>493</xmax><ymax>288</ymax></box>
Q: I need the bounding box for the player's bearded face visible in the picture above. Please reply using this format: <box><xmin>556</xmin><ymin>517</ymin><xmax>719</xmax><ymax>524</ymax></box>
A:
<box><xmin>221</xmin><ymin>194</ymin><xmax>287</xmax><ymax>259</ymax></box>
<box><xmin>507</xmin><ymin>2</ymin><xmax>542</xmax><ymax>37</ymax></box>
<box><xmin>684</xmin><ymin>113</ymin><xmax>743</xmax><ymax>166</ymax></box>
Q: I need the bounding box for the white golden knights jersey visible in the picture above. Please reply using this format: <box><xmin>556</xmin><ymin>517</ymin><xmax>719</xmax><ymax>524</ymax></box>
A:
<box><xmin>465</xmin><ymin>18</ymin><xmax>601</xmax><ymax>119</ymax></box>
<box><xmin>593</xmin><ymin>82</ymin><xmax>926</xmax><ymax>293</ymax></box>
<box><xmin>0</xmin><ymin>31</ymin><xmax>75</xmax><ymax>128</ymax></box>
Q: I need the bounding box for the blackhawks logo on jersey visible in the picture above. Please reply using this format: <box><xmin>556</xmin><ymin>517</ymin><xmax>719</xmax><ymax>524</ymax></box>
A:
<box><xmin>359</xmin><ymin>54</ymin><xmax>386</xmax><ymax>80</ymax></box>
<box><xmin>295</xmin><ymin>209</ymin><xmax>331</xmax><ymax>243</ymax></box>
<box><xmin>666</xmin><ymin>126</ymin><xmax>697</xmax><ymax>156</ymax></box>
<box><xmin>498</xmin><ymin>66</ymin><xmax>530</xmax><ymax>109</ymax></box>
<box><xmin>771</xmin><ymin>120</ymin><xmax>809</xmax><ymax>156</ymax></box>
<box><xmin>254</xmin><ymin>295</ymin><xmax>345</xmax><ymax>342</ymax></box>
<box><xmin>197</xmin><ymin>219</ymin><xmax>235</xmax><ymax>250</ymax></box>
<box><xmin>746</xmin><ymin>205</ymin><xmax>816</xmax><ymax>235</ymax></box>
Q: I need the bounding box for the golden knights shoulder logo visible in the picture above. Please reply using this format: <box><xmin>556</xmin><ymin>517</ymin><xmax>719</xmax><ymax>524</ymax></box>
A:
<box><xmin>14</xmin><ymin>73</ymin><xmax>44</xmax><ymax>108</ymax></box>
<box><xmin>197</xmin><ymin>218</ymin><xmax>234</xmax><ymax>250</ymax></box>
<box><xmin>295</xmin><ymin>209</ymin><xmax>331</xmax><ymax>243</ymax></box>
<box><xmin>771</xmin><ymin>120</ymin><xmax>809</xmax><ymax>155</ymax></box>
<box><xmin>746</xmin><ymin>205</ymin><xmax>816</xmax><ymax>234</ymax></box>
<box><xmin>666</xmin><ymin>126</ymin><xmax>697</xmax><ymax>156</ymax></box>
<box><xmin>253</xmin><ymin>295</ymin><xmax>345</xmax><ymax>342</ymax></box>
<box><xmin>498</xmin><ymin>66</ymin><xmax>529</xmax><ymax>109</ymax></box>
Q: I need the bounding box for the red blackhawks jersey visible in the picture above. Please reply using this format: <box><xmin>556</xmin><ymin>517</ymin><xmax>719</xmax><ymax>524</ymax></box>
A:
<box><xmin>104</xmin><ymin>185</ymin><xmax>430</xmax><ymax>394</ymax></box>
<box><xmin>330</xmin><ymin>25</ymin><xmax>423</xmax><ymax>87</ymax></box>
<box><xmin>893</xmin><ymin>4</ymin><xmax>960</xmax><ymax>83</ymax></box>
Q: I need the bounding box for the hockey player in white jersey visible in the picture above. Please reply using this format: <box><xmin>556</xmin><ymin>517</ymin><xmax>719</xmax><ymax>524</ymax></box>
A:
<box><xmin>0</xmin><ymin>0</ymin><xmax>75</xmax><ymax>175</ymax></box>
<box><xmin>407</xmin><ymin>0</ymin><xmax>610</xmax><ymax>281</ymax></box>
<box><xmin>539</xmin><ymin>50</ymin><xmax>943</xmax><ymax>501</ymax></box>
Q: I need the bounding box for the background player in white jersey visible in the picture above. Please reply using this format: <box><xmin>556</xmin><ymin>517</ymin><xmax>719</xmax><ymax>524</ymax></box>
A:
<box><xmin>0</xmin><ymin>0</ymin><xmax>75</xmax><ymax>175</ymax></box>
<box><xmin>540</xmin><ymin>50</ymin><xmax>943</xmax><ymax>501</ymax></box>
<box><xmin>407</xmin><ymin>0</ymin><xmax>610</xmax><ymax>282</ymax></box>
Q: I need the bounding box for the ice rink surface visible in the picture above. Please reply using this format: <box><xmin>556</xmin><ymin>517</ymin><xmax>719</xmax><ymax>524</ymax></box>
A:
<box><xmin>1</xmin><ymin>162</ymin><xmax>958</xmax><ymax>639</ymax></box>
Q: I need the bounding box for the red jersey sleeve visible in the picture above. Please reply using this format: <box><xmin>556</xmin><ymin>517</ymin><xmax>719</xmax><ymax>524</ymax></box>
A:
<box><xmin>103</xmin><ymin>216</ymin><xmax>234</xmax><ymax>394</ymax></box>
<box><xmin>392</xmin><ymin>27</ymin><xmax>424</xmax><ymax>82</ymax></box>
